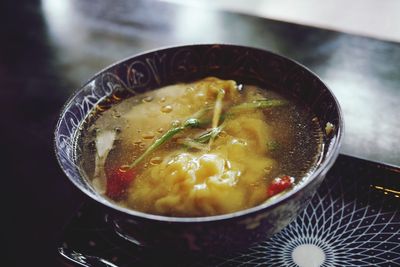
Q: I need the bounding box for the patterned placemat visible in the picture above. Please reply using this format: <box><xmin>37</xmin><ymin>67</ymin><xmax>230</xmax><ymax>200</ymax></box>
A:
<box><xmin>58</xmin><ymin>155</ymin><xmax>400</xmax><ymax>266</ymax></box>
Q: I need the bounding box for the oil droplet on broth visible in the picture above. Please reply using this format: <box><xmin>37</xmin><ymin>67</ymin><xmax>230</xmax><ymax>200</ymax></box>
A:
<box><xmin>171</xmin><ymin>120</ymin><xmax>181</xmax><ymax>127</ymax></box>
<box><xmin>142</xmin><ymin>132</ymin><xmax>155</xmax><ymax>139</ymax></box>
<box><xmin>150</xmin><ymin>157</ymin><xmax>163</xmax><ymax>165</ymax></box>
<box><xmin>185</xmin><ymin>86</ymin><xmax>195</xmax><ymax>94</ymax></box>
<box><xmin>96</xmin><ymin>105</ymin><xmax>107</xmax><ymax>112</ymax></box>
<box><xmin>142</xmin><ymin>96</ymin><xmax>153</xmax><ymax>103</ymax></box>
<box><xmin>112</xmin><ymin>110</ymin><xmax>121</xmax><ymax>118</ymax></box>
<box><xmin>133</xmin><ymin>140</ymin><xmax>144</xmax><ymax>149</ymax></box>
<box><xmin>112</xmin><ymin>93</ymin><xmax>122</xmax><ymax>101</ymax></box>
<box><xmin>119</xmin><ymin>165</ymin><xmax>131</xmax><ymax>172</ymax></box>
<box><xmin>158</xmin><ymin>97</ymin><xmax>167</xmax><ymax>104</ymax></box>
<box><xmin>264</xmin><ymin>166</ymin><xmax>273</xmax><ymax>174</ymax></box>
<box><xmin>161</xmin><ymin>105</ymin><xmax>173</xmax><ymax>113</ymax></box>
<box><xmin>157</xmin><ymin>128</ymin><xmax>164</xmax><ymax>133</ymax></box>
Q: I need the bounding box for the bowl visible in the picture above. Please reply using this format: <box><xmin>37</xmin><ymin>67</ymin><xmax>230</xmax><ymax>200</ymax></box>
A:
<box><xmin>54</xmin><ymin>44</ymin><xmax>343</xmax><ymax>255</ymax></box>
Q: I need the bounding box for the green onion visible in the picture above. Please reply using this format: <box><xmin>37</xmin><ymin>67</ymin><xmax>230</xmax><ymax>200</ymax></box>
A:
<box><xmin>124</xmin><ymin>118</ymin><xmax>200</xmax><ymax>169</ymax></box>
<box><xmin>177</xmin><ymin>138</ymin><xmax>208</xmax><ymax>150</ymax></box>
<box><xmin>124</xmin><ymin>98</ymin><xmax>287</xmax><ymax>169</ymax></box>
<box><xmin>229</xmin><ymin>99</ymin><xmax>288</xmax><ymax>113</ymax></box>
<box><xmin>177</xmin><ymin>125</ymin><xmax>224</xmax><ymax>150</ymax></box>
<box><xmin>194</xmin><ymin>126</ymin><xmax>224</xmax><ymax>144</ymax></box>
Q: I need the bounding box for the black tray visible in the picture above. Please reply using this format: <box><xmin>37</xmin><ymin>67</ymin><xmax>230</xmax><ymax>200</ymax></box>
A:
<box><xmin>58</xmin><ymin>154</ymin><xmax>400</xmax><ymax>266</ymax></box>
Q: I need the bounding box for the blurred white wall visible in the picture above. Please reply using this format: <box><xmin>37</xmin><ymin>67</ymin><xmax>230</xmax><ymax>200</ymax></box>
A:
<box><xmin>163</xmin><ymin>0</ymin><xmax>400</xmax><ymax>42</ymax></box>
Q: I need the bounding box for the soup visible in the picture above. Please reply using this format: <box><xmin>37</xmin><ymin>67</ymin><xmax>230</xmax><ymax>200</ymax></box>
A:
<box><xmin>77</xmin><ymin>77</ymin><xmax>323</xmax><ymax>217</ymax></box>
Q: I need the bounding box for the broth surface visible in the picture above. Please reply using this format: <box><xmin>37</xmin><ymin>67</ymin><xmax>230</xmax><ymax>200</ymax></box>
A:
<box><xmin>77</xmin><ymin>77</ymin><xmax>322</xmax><ymax>217</ymax></box>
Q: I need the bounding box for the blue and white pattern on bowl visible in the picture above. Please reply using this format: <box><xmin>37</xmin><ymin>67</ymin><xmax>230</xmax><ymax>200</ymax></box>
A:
<box><xmin>54</xmin><ymin>44</ymin><xmax>343</xmax><ymax>254</ymax></box>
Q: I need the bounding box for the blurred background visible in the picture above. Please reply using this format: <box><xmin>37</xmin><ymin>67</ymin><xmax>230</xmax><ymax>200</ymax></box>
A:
<box><xmin>2</xmin><ymin>0</ymin><xmax>400</xmax><ymax>266</ymax></box>
<box><xmin>40</xmin><ymin>0</ymin><xmax>400</xmax><ymax>77</ymax></box>
<box><xmin>164</xmin><ymin>0</ymin><xmax>400</xmax><ymax>42</ymax></box>
<box><xmin>38</xmin><ymin>0</ymin><xmax>400</xmax><ymax>165</ymax></box>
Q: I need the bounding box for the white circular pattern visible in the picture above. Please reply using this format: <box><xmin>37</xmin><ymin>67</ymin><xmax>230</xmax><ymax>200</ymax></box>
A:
<box><xmin>292</xmin><ymin>244</ymin><xmax>325</xmax><ymax>267</ymax></box>
<box><xmin>211</xmin><ymin>159</ymin><xmax>400</xmax><ymax>267</ymax></box>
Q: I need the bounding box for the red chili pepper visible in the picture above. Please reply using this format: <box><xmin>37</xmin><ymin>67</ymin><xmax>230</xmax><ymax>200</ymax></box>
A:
<box><xmin>267</xmin><ymin>175</ymin><xmax>294</xmax><ymax>197</ymax></box>
<box><xmin>106</xmin><ymin>166</ymin><xmax>136</xmax><ymax>200</ymax></box>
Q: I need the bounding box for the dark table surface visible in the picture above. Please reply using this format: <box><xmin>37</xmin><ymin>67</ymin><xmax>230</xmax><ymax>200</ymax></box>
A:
<box><xmin>2</xmin><ymin>0</ymin><xmax>400</xmax><ymax>266</ymax></box>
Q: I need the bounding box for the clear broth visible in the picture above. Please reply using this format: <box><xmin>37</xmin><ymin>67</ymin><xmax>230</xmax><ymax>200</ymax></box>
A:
<box><xmin>76</xmin><ymin>78</ymin><xmax>323</xmax><ymax>217</ymax></box>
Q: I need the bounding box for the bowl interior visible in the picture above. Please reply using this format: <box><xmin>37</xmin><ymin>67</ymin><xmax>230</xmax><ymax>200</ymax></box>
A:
<box><xmin>54</xmin><ymin>44</ymin><xmax>343</xmax><ymax>221</ymax></box>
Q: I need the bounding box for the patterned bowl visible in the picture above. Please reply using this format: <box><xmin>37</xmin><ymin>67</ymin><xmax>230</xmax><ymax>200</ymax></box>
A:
<box><xmin>54</xmin><ymin>44</ymin><xmax>343</xmax><ymax>255</ymax></box>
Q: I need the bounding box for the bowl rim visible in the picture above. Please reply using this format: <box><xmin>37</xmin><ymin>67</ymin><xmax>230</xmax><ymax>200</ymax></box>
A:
<box><xmin>54</xmin><ymin>43</ymin><xmax>344</xmax><ymax>223</ymax></box>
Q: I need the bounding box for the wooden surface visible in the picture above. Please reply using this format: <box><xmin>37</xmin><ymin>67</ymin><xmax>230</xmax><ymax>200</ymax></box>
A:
<box><xmin>2</xmin><ymin>0</ymin><xmax>400</xmax><ymax>266</ymax></box>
